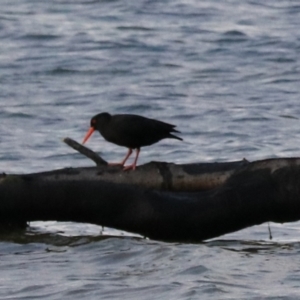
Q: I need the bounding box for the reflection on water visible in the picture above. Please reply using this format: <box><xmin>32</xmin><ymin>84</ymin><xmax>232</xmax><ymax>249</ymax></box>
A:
<box><xmin>1</xmin><ymin>223</ymin><xmax>300</xmax><ymax>299</ymax></box>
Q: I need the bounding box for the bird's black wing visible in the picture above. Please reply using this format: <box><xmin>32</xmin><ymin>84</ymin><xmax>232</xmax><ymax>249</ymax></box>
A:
<box><xmin>107</xmin><ymin>114</ymin><xmax>181</xmax><ymax>148</ymax></box>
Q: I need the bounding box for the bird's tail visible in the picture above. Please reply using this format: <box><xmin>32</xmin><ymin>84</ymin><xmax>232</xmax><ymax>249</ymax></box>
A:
<box><xmin>169</xmin><ymin>133</ymin><xmax>183</xmax><ymax>141</ymax></box>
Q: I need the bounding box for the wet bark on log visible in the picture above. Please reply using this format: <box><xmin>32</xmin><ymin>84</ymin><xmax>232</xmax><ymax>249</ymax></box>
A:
<box><xmin>60</xmin><ymin>138</ymin><xmax>249</xmax><ymax>191</ymax></box>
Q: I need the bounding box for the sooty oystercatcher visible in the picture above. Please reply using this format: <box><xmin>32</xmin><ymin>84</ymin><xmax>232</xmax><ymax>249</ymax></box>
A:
<box><xmin>82</xmin><ymin>112</ymin><xmax>182</xmax><ymax>170</ymax></box>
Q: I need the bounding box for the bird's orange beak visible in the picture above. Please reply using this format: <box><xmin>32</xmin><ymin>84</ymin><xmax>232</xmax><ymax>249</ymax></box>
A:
<box><xmin>82</xmin><ymin>127</ymin><xmax>95</xmax><ymax>144</ymax></box>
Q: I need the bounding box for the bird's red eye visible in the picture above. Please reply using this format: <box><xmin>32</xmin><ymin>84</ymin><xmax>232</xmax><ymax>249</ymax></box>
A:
<box><xmin>91</xmin><ymin>119</ymin><xmax>96</xmax><ymax>125</ymax></box>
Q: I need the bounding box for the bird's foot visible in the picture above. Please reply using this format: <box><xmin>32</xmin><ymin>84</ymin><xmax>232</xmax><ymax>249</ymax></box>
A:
<box><xmin>123</xmin><ymin>164</ymin><xmax>136</xmax><ymax>171</ymax></box>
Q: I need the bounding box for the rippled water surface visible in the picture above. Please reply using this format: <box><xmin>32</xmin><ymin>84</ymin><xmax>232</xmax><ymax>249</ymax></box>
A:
<box><xmin>1</xmin><ymin>0</ymin><xmax>300</xmax><ymax>299</ymax></box>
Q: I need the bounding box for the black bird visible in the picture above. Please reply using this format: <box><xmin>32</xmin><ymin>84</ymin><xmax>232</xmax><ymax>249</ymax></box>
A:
<box><xmin>82</xmin><ymin>112</ymin><xmax>182</xmax><ymax>170</ymax></box>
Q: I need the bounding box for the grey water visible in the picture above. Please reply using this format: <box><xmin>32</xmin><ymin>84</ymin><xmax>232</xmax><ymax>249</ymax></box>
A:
<box><xmin>1</xmin><ymin>0</ymin><xmax>300</xmax><ymax>298</ymax></box>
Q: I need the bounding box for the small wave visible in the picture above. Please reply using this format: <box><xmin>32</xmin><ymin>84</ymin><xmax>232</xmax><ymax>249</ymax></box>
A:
<box><xmin>179</xmin><ymin>265</ymin><xmax>208</xmax><ymax>275</ymax></box>
<box><xmin>116</xmin><ymin>26</ymin><xmax>154</xmax><ymax>32</ymax></box>
<box><xmin>0</xmin><ymin>111</ymin><xmax>34</xmax><ymax>119</ymax></box>
<box><xmin>161</xmin><ymin>63</ymin><xmax>182</xmax><ymax>68</ymax></box>
<box><xmin>116</xmin><ymin>104</ymin><xmax>153</xmax><ymax>113</ymax></box>
<box><xmin>48</xmin><ymin>67</ymin><xmax>76</xmax><ymax>75</ymax></box>
<box><xmin>279</xmin><ymin>114</ymin><xmax>299</xmax><ymax>120</ymax></box>
<box><xmin>21</xmin><ymin>33</ymin><xmax>61</xmax><ymax>41</ymax></box>
<box><xmin>265</xmin><ymin>57</ymin><xmax>296</xmax><ymax>63</ymax></box>
<box><xmin>216</xmin><ymin>30</ymin><xmax>248</xmax><ymax>43</ymax></box>
<box><xmin>264</xmin><ymin>78</ymin><xmax>299</xmax><ymax>85</ymax></box>
<box><xmin>223</xmin><ymin>30</ymin><xmax>247</xmax><ymax>37</ymax></box>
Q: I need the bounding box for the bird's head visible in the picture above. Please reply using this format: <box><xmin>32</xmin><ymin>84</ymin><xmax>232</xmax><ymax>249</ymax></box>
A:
<box><xmin>82</xmin><ymin>112</ymin><xmax>111</xmax><ymax>144</ymax></box>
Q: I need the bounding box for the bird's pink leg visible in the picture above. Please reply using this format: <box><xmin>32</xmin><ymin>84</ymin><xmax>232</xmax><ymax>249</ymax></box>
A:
<box><xmin>123</xmin><ymin>148</ymin><xmax>140</xmax><ymax>171</ymax></box>
<box><xmin>108</xmin><ymin>148</ymin><xmax>133</xmax><ymax>167</ymax></box>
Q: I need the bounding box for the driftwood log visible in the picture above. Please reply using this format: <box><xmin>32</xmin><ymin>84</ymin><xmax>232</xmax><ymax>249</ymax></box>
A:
<box><xmin>0</xmin><ymin>138</ymin><xmax>300</xmax><ymax>242</ymax></box>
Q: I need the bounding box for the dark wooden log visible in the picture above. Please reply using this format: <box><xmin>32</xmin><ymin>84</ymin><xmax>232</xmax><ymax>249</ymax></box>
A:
<box><xmin>1</xmin><ymin>157</ymin><xmax>300</xmax><ymax>242</ymax></box>
<box><xmin>60</xmin><ymin>138</ymin><xmax>249</xmax><ymax>191</ymax></box>
<box><xmin>12</xmin><ymin>160</ymin><xmax>248</xmax><ymax>192</ymax></box>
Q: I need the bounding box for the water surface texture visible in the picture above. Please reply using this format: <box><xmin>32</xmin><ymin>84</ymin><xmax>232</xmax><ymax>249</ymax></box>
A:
<box><xmin>1</xmin><ymin>0</ymin><xmax>300</xmax><ymax>299</ymax></box>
